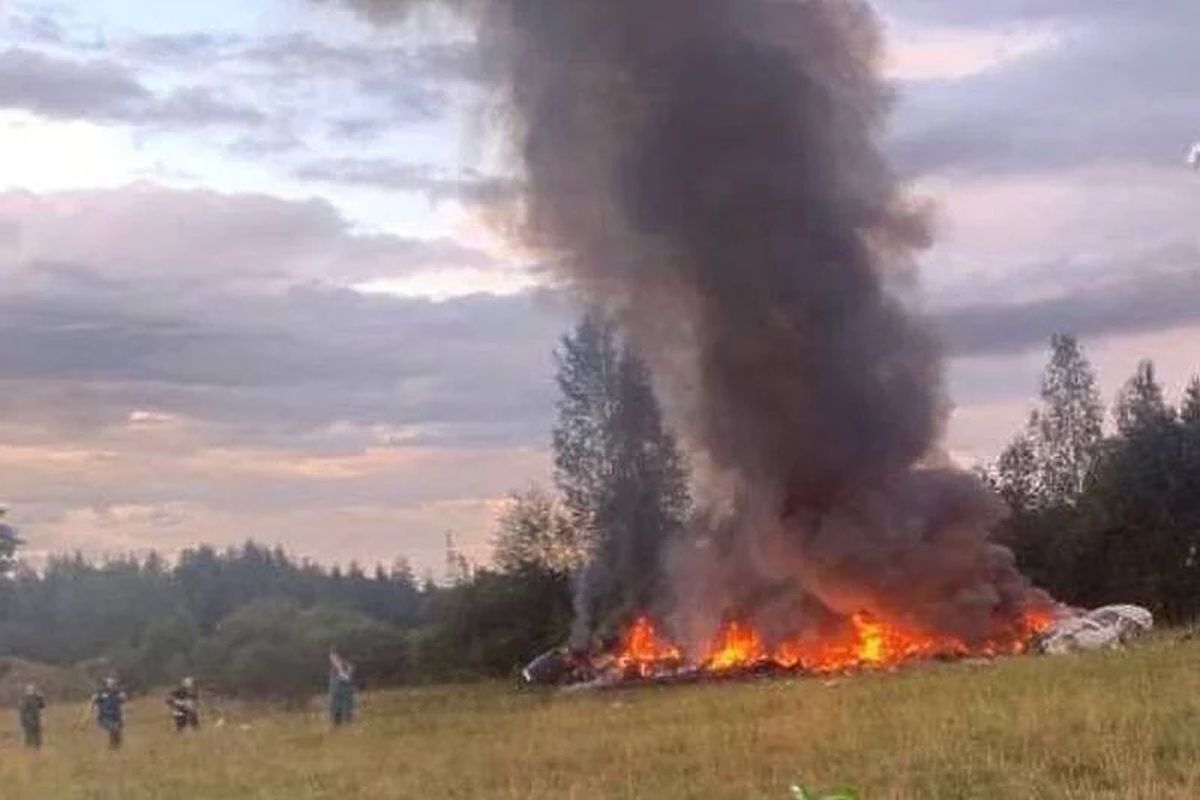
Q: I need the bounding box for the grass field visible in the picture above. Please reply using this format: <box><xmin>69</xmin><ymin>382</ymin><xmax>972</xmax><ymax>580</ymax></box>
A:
<box><xmin>4</xmin><ymin>636</ymin><xmax>1200</xmax><ymax>799</ymax></box>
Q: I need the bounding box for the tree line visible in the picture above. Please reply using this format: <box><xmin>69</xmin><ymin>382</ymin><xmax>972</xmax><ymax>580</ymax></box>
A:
<box><xmin>983</xmin><ymin>334</ymin><xmax>1200</xmax><ymax>622</ymax></box>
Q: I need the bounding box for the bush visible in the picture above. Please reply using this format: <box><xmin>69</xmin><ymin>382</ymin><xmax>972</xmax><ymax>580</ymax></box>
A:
<box><xmin>226</xmin><ymin>641</ymin><xmax>318</xmax><ymax>707</ymax></box>
<box><xmin>194</xmin><ymin>597</ymin><xmax>408</xmax><ymax>702</ymax></box>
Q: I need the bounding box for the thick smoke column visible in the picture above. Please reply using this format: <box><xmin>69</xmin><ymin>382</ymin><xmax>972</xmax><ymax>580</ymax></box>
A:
<box><xmin>342</xmin><ymin>0</ymin><xmax>1048</xmax><ymax>642</ymax></box>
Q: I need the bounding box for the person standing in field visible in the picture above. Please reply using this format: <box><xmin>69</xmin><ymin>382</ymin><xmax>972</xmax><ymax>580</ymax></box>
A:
<box><xmin>91</xmin><ymin>677</ymin><xmax>127</xmax><ymax>750</ymax></box>
<box><xmin>166</xmin><ymin>676</ymin><xmax>200</xmax><ymax>732</ymax></box>
<box><xmin>328</xmin><ymin>650</ymin><xmax>356</xmax><ymax>727</ymax></box>
<box><xmin>18</xmin><ymin>683</ymin><xmax>45</xmax><ymax>749</ymax></box>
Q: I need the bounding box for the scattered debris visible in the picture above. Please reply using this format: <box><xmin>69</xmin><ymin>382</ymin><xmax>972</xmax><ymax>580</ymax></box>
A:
<box><xmin>520</xmin><ymin>648</ymin><xmax>571</xmax><ymax>686</ymax></box>
<box><xmin>1034</xmin><ymin>605</ymin><xmax>1153</xmax><ymax>655</ymax></box>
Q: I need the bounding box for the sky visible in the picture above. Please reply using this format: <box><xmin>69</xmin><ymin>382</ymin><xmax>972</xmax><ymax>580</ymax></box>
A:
<box><xmin>0</xmin><ymin>0</ymin><xmax>1197</xmax><ymax>572</ymax></box>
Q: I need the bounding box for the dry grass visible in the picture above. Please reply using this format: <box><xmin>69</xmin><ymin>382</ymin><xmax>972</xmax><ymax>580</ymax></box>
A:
<box><xmin>4</xmin><ymin>636</ymin><xmax>1200</xmax><ymax>799</ymax></box>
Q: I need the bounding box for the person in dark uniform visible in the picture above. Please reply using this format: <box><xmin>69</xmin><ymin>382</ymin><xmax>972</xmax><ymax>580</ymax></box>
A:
<box><xmin>91</xmin><ymin>677</ymin><xmax>127</xmax><ymax>750</ymax></box>
<box><xmin>328</xmin><ymin>650</ymin><xmax>356</xmax><ymax>727</ymax></box>
<box><xmin>18</xmin><ymin>683</ymin><xmax>45</xmax><ymax>749</ymax></box>
<box><xmin>166</xmin><ymin>676</ymin><xmax>200</xmax><ymax>732</ymax></box>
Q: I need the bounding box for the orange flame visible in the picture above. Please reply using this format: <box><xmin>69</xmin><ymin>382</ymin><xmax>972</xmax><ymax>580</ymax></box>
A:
<box><xmin>614</xmin><ymin>617</ymin><xmax>682</xmax><ymax>677</ymax></box>
<box><xmin>612</xmin><ymin>607</ymin><xmax>1056</xmax><ymax>679</ymax></box>
<box><xmin>853</xmin><ymin>613</ymin><xmax>886</xmax><ymax>665</ymax></box>
<box><xmin>704</xmin><ymin>620</ymin><xmax>765</xmax><ymax>671</ymax></box>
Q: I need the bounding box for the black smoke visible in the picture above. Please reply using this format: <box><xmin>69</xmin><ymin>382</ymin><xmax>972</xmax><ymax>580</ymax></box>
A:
<box><xmin>337</xmin><ymin>0</ymin><xmax>1049</xmax><ymax>644</ymax></box>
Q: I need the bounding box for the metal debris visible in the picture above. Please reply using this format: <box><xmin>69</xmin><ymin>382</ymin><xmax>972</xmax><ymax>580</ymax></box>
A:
<box><xmin>1034</xmin><ymin>604</ymin><xmax>1153</xmax><ymax>655</ymax></box>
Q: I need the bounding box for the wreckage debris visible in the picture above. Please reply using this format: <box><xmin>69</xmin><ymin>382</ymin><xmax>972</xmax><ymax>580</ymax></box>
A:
<box><xmin>520</xmin><ymin>649</ymin><xmax>571</xmax><ymax>686</ymax></box>
<box><xmin>1033</xmin><ymin>605</ymin><xmax>1153</xmax><ymax>655</ymax></box>
<box><xmin>521</xmin><ymin>604</ymin><xmax>1152</xmax><ymax>689</ymax></box>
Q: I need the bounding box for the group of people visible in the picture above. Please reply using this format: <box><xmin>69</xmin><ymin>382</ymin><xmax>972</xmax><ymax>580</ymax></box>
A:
<box><xmin>14</xmin><ymin>650</ymin><xmax>357</xmax><ymax>750</ymax></box>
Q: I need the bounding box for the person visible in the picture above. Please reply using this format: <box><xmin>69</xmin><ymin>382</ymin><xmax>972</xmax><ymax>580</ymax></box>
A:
<box><xmin>328</xmin><ymin>650</ymin><xmax>356</xmax><ymax>727</ymax></box>
<box><xmin>166</xmin><ymin>676</ymin><xmax>200</xmax><ymax>732</ymax></box>
<box><xmin>18</xmin><ymin>683</ymin><xmax>45</xmax><ymax>749</ymax></box>
<box><xmin>91</xmin><ymin>677</ymin><xmax>127</xmax><ymax>750</ymax></box>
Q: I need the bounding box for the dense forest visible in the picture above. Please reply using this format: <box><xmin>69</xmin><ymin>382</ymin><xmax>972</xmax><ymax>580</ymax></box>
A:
<box><xmin>1</xmin><ymin>325</ymin><xmax>1198</xmax><ymax>701</ymax></box>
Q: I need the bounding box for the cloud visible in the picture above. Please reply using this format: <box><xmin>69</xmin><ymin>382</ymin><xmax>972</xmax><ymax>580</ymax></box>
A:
<box><xmin>150</xmin><ymin>86</ymin><xmax>265</xmax><ymax>127</ymax></box>
<box><xmin>226</xmin><ymin>33</ymin><xmax>484</xmax><ymax>125</ymax></box>
<box><xmin>120</xmin><ymin>33</ymin><xmax>238</xmax><ymax>65</ymax></box>
<box><xmin>885</xmin><ymin>24</ymin><xmax>1061</xmax><ymax>82</ymax></box>
<box><xmin>0</xmin><ymin>182</ymin><xmax>568</xmax><ymax>566</ymax></box>
<box><xmin>3</xmin><ymin>443</ymin><xmax>549</xmax><ymax>568</ymax></box>
<box><xmin>935</xmin><ymin>261</ymin><xmax>1200</xmax><ymax>357</ymax></box>
<box><xmin>0</xmin><ymin>184</ymin><xmax>562</xmax><ymax>450</ymax></box>
<box><xmin>0</xmin><ymin>19</ymin><xmax>490</xmax><ymax>173</ymax></box>
<box><xmin>884</xmin><ymin>0</ymin><xmax>1157</xmax><ymax>27</ymax></box>
<box><xmin>226</xmin><ymin>128</ymin><xmax>307</xmax><ymax>157</ymax></box>
<box><xmin>0</xmin><ymin>48</ymin><xmax>146</xmax><ymax>120</ymax></box>
<box><xmin>0</xmin><ymin>184</ymin><xmax>496</xmax><ymax>285</ymax></box>
<box><xmin>917</xmin><ymin>164</ymin><xmax>1200</xmax><ymax>360</ymax></box>
<box><xmin>0</xmin><ymin>285</ymin><xmax>565</xmax><ymax>446</ymax></box>
<box><xmin>237</xmin><ymin>32</ymin><xmax>486</xmax><ymax>85</ymax></box>
<box><xmin>887</xmin><ymin>2</ymin><xmax>1200</xmax><ymax>177</ymax></box>
<box><xmin>0</xmin><ymin>186</ymin><xmax>550</xmax><ymax>568</ymax></box>
<box><xmin>0</xmin><ymin>47</ymin><xmax>263</xmax><ymax>129</ymax></box>
<box><xmin>4</xmin><ymin>7</ymin><xmax>68</xmax><ymax>47</ymax></box>
<box><xmin>294</xmin><ymin>157</ymin><xmax>519</xmax><ymax>205</ymax></box>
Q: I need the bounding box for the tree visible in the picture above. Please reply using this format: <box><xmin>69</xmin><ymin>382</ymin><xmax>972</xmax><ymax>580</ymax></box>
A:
<box><xmin>0</xmin><ymin>540</ymin><xmax>439</xmax><ymax>691</ymax></box>
<box><xmin>492</xmin><ymin>486</ymin><xmax>584</xmax><ymax>574</ymax></box>
<box><xmin>994</xmin><ymin>433</ymin><xmax>1040</xmax><ymax>513</ymax></box>
<box><xmin>553</xmin><ymin>311</ymin><xmax>623</xmax><ymax>534</ymax></box>
<box><xmin>1180</xmin><ymin>376</ymin><xmax>1200</xmax><ymax>426</ymax></box>
<box><xmin>1030</xmin><ymin>334</ymin><xmax>1104</xmax><ymax>505</ymax></box>
<box><xmin>443</xmin><ymin>533</ymin><xmax>472</xmax><ymax>586</ymax></box>
<box><xmin>0</xmin><ymin>509</ymin><xmax>21</xmax><ymax>578</ymax></box>
<box><xmin>597</xmin><ymin>345</ymin><xmax>691</xmax><ymax>613</ymax></box>
<box><xmin>1114</xmin><ymin>360</ymin><xmax>1174</xmax><ymax>436</ymax></box>
<box><xmin>552</xmin><ymin>312</ymin><xmax>691</xmax><ymax>636</ymax></box>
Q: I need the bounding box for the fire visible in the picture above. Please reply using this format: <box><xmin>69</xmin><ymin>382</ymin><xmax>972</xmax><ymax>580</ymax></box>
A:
<box><xmin>853</xmin><ymin>613</ymin><xmax>886</xmax><ymax>665</ymax></box>
<box><xmin>614</xmin><ymin>617</ymin><xmax>681</xmax><ymax>677</ymax></box>
<box><xmin>612</xmin><ymin>607</ymin><xmax>1056</xmax><ymax>680</ymax></box>
<box><xmin>704</xmin><ymin>620</ymin><xmax>765</xmax><ymax>671</ymax></box>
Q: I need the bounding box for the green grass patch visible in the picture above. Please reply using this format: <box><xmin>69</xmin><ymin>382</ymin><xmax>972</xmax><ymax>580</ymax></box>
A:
<box><xmin>4</xmin><ymin>638</ymin><xmax>1200</xmax><ymax>798</ymax></box>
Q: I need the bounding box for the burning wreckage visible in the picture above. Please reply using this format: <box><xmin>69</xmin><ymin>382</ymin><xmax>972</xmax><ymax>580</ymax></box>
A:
<box><xmin>341</xmin><ymin>0</ymin><xmax>1157</xmax><ymax>691</ymax></box>
<box><xmin>522</xmin><ymin>605</ymin><xmax>1154</xmax><ymax>689</ymax></box>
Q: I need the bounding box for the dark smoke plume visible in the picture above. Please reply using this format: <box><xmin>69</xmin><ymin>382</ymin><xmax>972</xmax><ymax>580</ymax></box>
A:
<box><xmin>337</xmin><ymin>0</ymin><xmax>1049</xmax><ymax>644</ymax></box>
